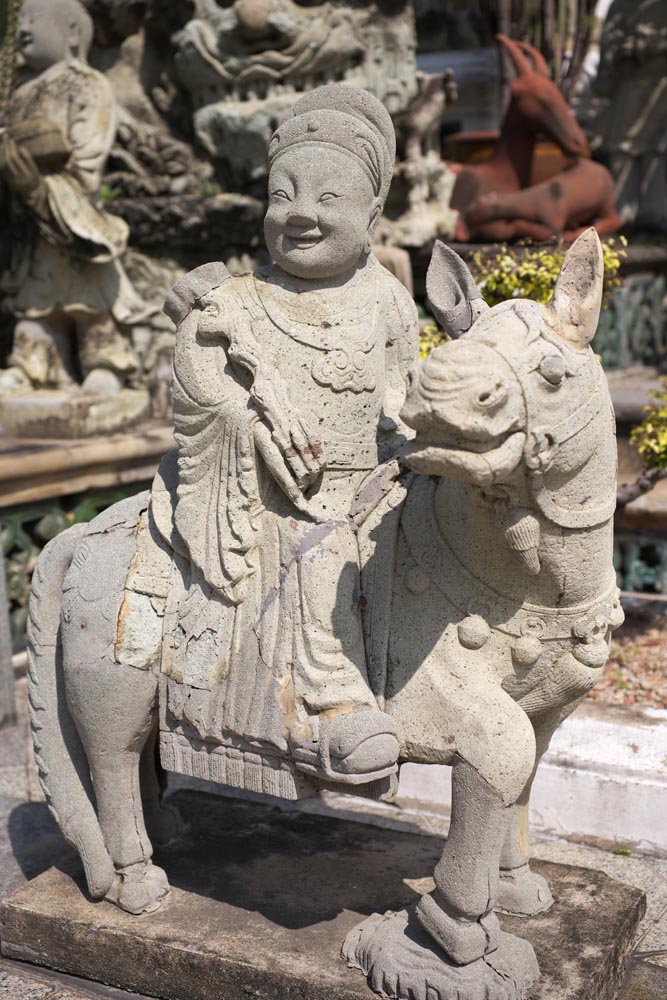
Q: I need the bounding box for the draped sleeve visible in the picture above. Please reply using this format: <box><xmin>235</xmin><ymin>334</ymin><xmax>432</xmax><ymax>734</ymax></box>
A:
<box><xmin>171</xmin><ymin>278</ymin><xmax>266</xmax><ymax>604</ymax></box>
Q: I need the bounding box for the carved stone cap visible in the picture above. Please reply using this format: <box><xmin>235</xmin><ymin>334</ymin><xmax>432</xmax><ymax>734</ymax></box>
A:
<box><xmin>269</xmin><ymin>84</ymin><xmax>395</xmax><ymax>205</ymax></box>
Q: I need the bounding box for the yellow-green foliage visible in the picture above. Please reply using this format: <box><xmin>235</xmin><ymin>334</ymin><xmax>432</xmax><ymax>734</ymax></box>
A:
<box><xmin>471</xmin><ymin>238</ymin><xmax>626</xmax><ymax>308</ymax></box>
<box><xmin>418</xmin><ymin>238</ymin><xmax>627</xmax><ymax>358</ymax></box>
<box><xmin>419</xmin><ymin>322</ymin><xmax>447</xmax><ymax>358</ymax></box>
<box><xmin>630</xmin><ymin>378</ymin><xmax>667</xmax><ymax>471</ymax></box>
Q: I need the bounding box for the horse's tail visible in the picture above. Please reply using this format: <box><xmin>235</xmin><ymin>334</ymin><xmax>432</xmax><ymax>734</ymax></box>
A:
<box><xmin>27</xmin><ymin>524</ymin><xmax>115</xmax><ymax>899</ymax></box>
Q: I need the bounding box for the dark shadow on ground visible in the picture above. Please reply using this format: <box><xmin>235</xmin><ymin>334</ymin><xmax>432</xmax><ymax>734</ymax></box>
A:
<box><xmin>154</xmin><ymin>790</ymin><xmax>443</xmax><ymax>929</ymax></box>
<box><xmin>7</xmin><ymin>800</ymin><xmax>79</xmax><ymax>884</ymax></box>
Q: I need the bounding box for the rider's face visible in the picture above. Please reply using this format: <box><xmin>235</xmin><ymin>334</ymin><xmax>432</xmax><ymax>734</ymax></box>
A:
<box><xmin>264</xmin><ymin>145</ymin><xmax>379</xmax><ymax>281</ymax></box>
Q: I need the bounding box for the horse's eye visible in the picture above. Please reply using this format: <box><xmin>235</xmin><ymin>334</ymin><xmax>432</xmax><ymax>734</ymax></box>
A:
<box><xmin>539</xmin><ymin>355</ymin><xmax>566</xmax><ymax>385</ymax></box>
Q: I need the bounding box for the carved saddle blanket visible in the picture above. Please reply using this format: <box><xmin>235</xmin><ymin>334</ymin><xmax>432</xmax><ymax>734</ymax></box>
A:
<box><xmin>114</xmin><ymin>451</ymin><xmax>409</xmax><ymax>755</ymax></box>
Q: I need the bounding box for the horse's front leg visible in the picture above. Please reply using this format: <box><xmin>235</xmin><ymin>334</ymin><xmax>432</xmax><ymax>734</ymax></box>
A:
<box><xmin>496</xmin><ymin>759</ymin><xmax>553</xmax><ymax>917</ymax></box>
<box><xmin>417</xmin><ymin>758</ymin><xmax>512</xmax><ymax>962</ymax></box>
<box><xmin>344</xmin><ymin>661</ymin><xmax>541</xmax><ymax>1000</ymax></box>
<box><xmin>414</xmin><ymin>685</ymin><xmax>538</xmax><ymax>967</ymax></box>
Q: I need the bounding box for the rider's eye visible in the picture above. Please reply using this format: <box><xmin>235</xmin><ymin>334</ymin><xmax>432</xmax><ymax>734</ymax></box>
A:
<box><xmin>319</xmin><ymin>192</ymin><xmax>340</xmax><ymax>203</ymax></box>
<box><xmin>271</xmin><ymin>189</ymin><xmax>291</xmax><ymax>201</ymax></box>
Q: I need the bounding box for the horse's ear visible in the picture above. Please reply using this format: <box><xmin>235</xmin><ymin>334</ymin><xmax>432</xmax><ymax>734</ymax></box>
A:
<box><xmin>496</xmin><ymin>34</ymin><xmax>532</xmax><ymax>78</ymax></box>
<box><xmin>515</xmin><ymin>40</ymin><xmax>550</xmax><ymax>78</ymax></box>
<box><xmin>426</xmin><ymin>241</ymin><xmax>490</xmax><ymax>339</ymax></box>
<box><xmin>547</xmin><ymin>228</ymin><xmax>604</xmax><ymax>350</ymax></box>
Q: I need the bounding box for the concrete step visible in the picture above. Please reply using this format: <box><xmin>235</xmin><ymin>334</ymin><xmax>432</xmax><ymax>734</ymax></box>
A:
<box><xmin>397</xmin><ymin>700</ymin><xmax>667</xmax><ymax>856</ymax></box>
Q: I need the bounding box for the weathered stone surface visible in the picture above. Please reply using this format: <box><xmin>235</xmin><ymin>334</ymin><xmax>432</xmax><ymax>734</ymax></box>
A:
<box><xmin>0</xmin><ymin>792</ymin><xmax>646</xmax><ymax>1000</ymax></box>
<box><xmin>0</xmin><ymin>389</ymin><xmax>150</xmax><ymax>439</ymax></box>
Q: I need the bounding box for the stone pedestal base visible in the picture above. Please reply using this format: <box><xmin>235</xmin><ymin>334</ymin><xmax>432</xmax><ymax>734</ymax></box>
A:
<box><xmin>0</xmin><ymin>388</ymin><xmax>150</xmax><ymax>438</ymax></box>
<box><xmin>0</xmin><ymin>791</ymin><xmax>645</xmax><ymax>1000</ymax></box>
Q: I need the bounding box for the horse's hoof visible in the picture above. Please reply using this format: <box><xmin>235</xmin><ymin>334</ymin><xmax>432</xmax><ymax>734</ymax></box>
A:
<box><xmin>342</xmin><ymin>908</ymin><xmax>539</xmax><ymax>1000</ymax></box>
<box><xmin>105</xmin><ymin>862</ymin><xmax>170</xmax><ymax>915</ymax></box>
<box><xmin>496</xmin><ymin>865</ymin><xmax>554</xmax><ymax>917</ymax></box>
<box><xmin>145</xmin><ymin>800</ymin><xmax>187</xmax><ymax>847</ymax></box>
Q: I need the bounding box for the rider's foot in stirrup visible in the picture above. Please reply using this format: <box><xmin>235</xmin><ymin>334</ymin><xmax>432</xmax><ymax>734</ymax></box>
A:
<box><xmin>289</xmin><ymin>705</ymin><xmax>400</xmax><ymax>784</ymax></box>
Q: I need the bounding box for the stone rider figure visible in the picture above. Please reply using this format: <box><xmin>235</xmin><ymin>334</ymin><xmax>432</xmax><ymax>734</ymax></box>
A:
<box><xmin>158</xmin><ymin>85</ymin><xmax>419</xmax><ymax>785</ymax></box>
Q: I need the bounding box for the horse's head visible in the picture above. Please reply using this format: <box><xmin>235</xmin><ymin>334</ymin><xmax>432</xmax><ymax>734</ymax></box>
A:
<box><xmin>402</xmin><ymin>230</ymin><xmax>614</xmax><ymax>535</ymax></box>
<box><xmin>498</xmin><ymin>35</ymin><xmax>589</xmax><ymax>158</ymax></box>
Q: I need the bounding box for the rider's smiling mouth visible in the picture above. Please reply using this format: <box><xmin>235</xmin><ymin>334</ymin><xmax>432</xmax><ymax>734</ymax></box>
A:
<box><xmin>284</xmin><ymin>233</ymin><xmax>323</xmax><ymax>250</ymax></box>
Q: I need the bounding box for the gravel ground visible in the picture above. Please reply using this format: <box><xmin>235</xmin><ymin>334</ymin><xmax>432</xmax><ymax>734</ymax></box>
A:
<box><xmin>589</xmin><ymin>616</ymin><xmax>667</xmax><ymax>710</ymax></box>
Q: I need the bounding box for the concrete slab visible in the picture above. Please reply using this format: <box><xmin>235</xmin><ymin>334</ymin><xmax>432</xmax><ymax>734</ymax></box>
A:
<box><xmin>619</xmin><ymin>960</ymin><xmax>667</xmax><ymax>999</ymax></box>
<box><xmin>0</xmin><ymin>791</ymin><xmax>646</xmax><ymax>1000</ymax></box>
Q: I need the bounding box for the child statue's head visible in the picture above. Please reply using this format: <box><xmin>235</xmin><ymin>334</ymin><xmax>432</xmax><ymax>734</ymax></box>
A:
<box><xmin>18</xmin><ymin>0</ymin><xmax>94</xmax><ymax>72</ymax></box>
<box><xmin>264</xmin><ymin>84</ymin><xmax>395</xmax><ymax>281</ymax></box>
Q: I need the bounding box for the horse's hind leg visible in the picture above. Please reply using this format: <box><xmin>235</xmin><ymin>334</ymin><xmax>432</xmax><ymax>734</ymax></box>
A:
<box><xmin>61</xmin><ymin>502</ymin><xmax>170</xmax><ymax>914</ymax></box>
<box><xmin>140</xmin><ymin>722</ymin><xmax>185</xmax><ymax>846</ymax></box>
<box><xmin>67</xmin><ymin>658</ymin><xmax>169</xmax><ymax>914</ymax></box>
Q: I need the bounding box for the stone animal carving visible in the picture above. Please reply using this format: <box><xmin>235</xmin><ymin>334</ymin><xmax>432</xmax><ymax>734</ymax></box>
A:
<box><xmin>452</xmin><ymin>35</ymin><xmax>621</xmax><ymax>242</ymax></box>
<box><xmin>176</xmin><ymin>0</ymin><xmax>417</xmax><ymax>185</ymax></box>
<box><xmin>398</xmin><ymin>69</ymin><xmax>457</xmax><ymax>162</ymax></box>
<box><xmin>27</xmin><ymin>82</ymin><xmax>620</xmax><ymax>1000</ymax></box>
<box><xmin>0</xmin><ymin>0</ymin><xmax>159</xmax><ymax>435</ymax></box>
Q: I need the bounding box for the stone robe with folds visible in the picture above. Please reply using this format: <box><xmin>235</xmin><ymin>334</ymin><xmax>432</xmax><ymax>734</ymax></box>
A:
<box><xmin>160</xmin><ymin>259</ymin><xmax>418</xmax><ymax>752</ymax></box>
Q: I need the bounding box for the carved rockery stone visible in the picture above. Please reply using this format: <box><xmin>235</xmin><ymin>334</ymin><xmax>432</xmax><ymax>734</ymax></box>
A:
<box><xmin>27</xmin><ymin>84</ymin><xmax>622</xmax><ymax>1000</ymax></box>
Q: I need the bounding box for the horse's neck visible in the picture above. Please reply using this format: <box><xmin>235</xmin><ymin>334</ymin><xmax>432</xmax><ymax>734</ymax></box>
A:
<box><xmin>434</xmin><ymin>479</ymin><xmax>614</xmax><ymax>610</ymax></box>
<box><xmin>490</xmin><ymin>106</ymin><xmax>537</xmax><ymax>189</ymax></box>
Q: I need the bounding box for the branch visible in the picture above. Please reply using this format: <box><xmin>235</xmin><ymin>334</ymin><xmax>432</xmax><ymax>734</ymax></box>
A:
<box><xmin>616</xmin><ymin>466</ymin><xmax>667</xmax><ymax>512</ymax></box>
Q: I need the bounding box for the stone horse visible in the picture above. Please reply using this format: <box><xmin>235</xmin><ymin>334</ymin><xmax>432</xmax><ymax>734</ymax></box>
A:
<box><xmin>27</xmin><ymin>229</ymin><xmax>620</xmax><ymax>1000</ymax></box>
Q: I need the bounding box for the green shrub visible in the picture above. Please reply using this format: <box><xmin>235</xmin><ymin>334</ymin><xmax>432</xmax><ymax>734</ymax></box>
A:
<box><xmin>630</xmin><ymin>379</ymin><xmax>667</xmax><ymax>471</ymax></box>
<box><xmin>418</xmin><ymin>238</ymin><xmax>627</xmax><ymax>358</ymax></box>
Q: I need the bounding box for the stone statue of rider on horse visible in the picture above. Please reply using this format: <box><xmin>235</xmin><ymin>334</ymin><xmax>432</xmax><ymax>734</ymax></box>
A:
<box><xmin>27</xmin><ymin>84</ymin><xmax>622</xmax><ymax>1000</ymax></box>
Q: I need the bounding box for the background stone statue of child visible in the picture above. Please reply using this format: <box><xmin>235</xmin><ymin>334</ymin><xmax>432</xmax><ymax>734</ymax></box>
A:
<box><xmin>0</xmin><ymin>0</ymin><xmax>149</xmax><ymax>396</ymax></box>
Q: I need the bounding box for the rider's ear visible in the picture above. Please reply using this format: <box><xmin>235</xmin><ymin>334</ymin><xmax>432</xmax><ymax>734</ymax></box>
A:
<box><xmin>426</xmin><ymin>241</ymin><xmax>489</xmax><ymax>339</ymax></box>
<box><xmin>547</xmin><ymin>228</ymin><xmax>604</xmax><ymax>350</ymax></box>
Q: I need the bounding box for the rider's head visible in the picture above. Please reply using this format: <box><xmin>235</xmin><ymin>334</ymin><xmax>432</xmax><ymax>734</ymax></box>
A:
<box><xmin>264</xmin><ymin>85</ymin><xmax>395</xmax><ymax>281</ymax></box>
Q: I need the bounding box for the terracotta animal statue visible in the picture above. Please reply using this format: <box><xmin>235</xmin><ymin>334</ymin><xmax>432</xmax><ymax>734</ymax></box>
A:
<box><xmin>26</xmin><ymin>223</ymin><xmax>621</xmax><ymax>1000</ymax></box>
<box><xmin>452</xmin><ymin>35</ymin><xmax>621</xmax><ymax>242</ymax></box>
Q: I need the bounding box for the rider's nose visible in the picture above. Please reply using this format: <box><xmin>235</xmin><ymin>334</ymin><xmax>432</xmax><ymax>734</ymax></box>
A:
<box><xmin>286</xmin><ymin>204</ymin><xmax>318</xmax><ymax>229</ymax></box>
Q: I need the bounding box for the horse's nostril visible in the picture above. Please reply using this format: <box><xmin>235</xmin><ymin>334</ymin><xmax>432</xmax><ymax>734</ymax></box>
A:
<box><xmin>477</xmin><ymin>381</ymin><xmax>507</xmax><ymax>407</ymax></box>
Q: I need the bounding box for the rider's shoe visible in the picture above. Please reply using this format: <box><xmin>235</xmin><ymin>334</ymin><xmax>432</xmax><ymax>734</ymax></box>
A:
<box><xmin>290</xmin><ymin>706</ymin><xmax>400</xmax><ymax>785</ymax></box>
